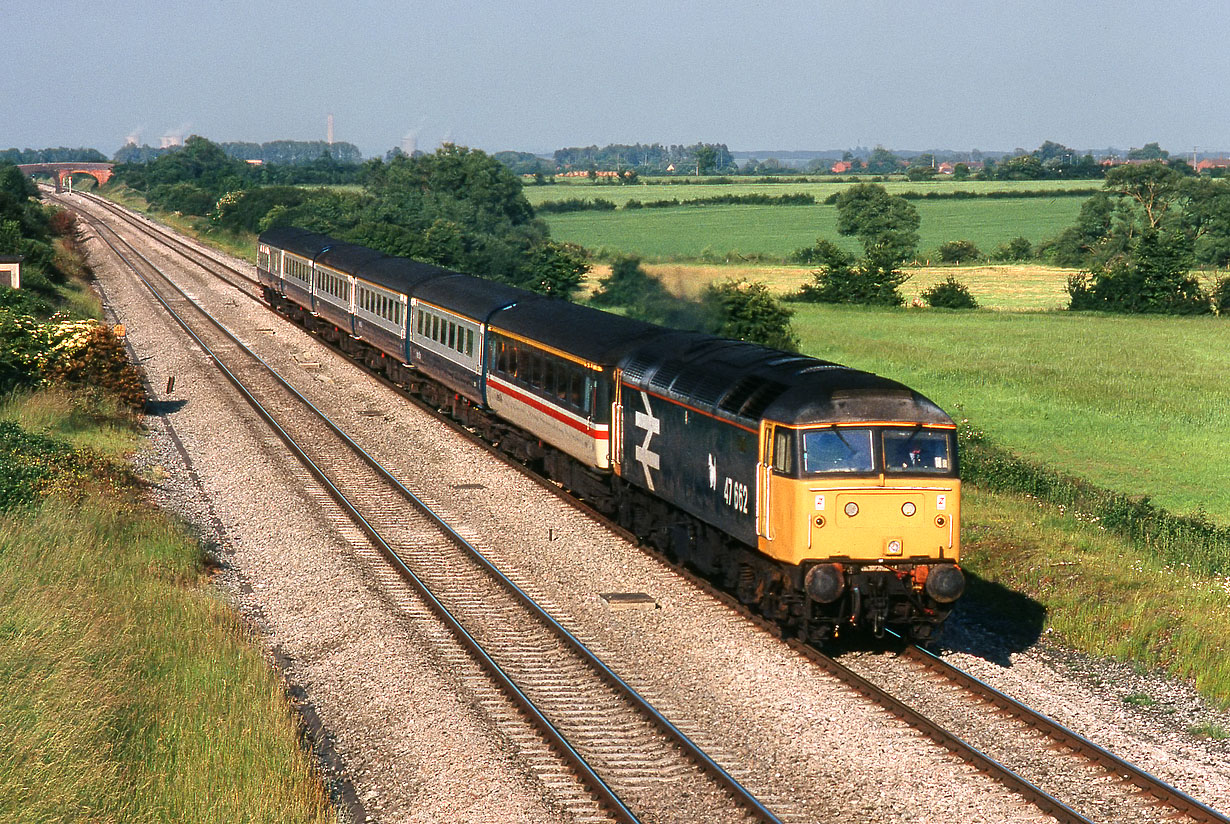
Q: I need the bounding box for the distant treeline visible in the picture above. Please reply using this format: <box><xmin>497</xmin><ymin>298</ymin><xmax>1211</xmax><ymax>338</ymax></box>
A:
<box><xmin>113</xmin><ymin>139</ymin><xmax>362</xmax><ymax>166</ymax></box>
<box><xmin>0</xmin><ymin>147</ymin><xmax>108</xmax><ymax>164</ymax></box>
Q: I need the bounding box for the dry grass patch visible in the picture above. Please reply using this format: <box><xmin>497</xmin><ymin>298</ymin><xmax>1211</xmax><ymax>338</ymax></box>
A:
<box><xmin>583</xmin><ymin>262</ymin><xmax>1080</xmax><ymax>311</ymax></box>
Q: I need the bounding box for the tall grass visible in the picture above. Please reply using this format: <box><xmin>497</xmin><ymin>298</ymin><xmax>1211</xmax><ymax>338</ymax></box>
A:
<box><xmin>0</xmin><ymin>497</ymin><xmax>334</xmax><ymax>823</ymax></box>
<box><xmin>962</xmin><ymin>488</ymin><xmax>1230</xmax><ymax>706</ymax></box>
<box><xmin>0</xmin><ymin>392</ymin><xmax>334</xmax><ymax>823</ymax></box>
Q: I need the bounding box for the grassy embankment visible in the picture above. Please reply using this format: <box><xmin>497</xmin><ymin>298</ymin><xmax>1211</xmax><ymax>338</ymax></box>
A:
<box><xmin>0</xmin><ymin>389</ymin><xmax>335</xmax><ymax>820</ymax></box>
<box><xmin>100</xmin><ymin>184</ymin><xmax>258</xmax><ymax>264</ymax></box>
<box><xmin>790</xmin><ymin>305</ymin><xmax>1230</xmax><ymax>708</ymax></box>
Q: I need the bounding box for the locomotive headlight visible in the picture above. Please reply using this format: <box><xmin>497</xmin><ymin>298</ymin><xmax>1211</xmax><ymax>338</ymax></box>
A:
<box><xmin>901</xmin><ymin>502</ymin><xmax>917</xmax><ymax>517</ymax></box>
<box><xmin>887</xmin><ymin>539</ymin><xmax>903</xmax><ymax>556</ymax></box>
<box><xmin>844</xmin><ymin>502</ymin><xmax>859</xmax><ymax>517</ymax></box>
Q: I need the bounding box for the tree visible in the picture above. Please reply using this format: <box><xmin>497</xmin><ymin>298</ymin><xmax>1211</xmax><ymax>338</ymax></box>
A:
<box><xmin>792</xmin><ymin>185</ymin><xmax>919</xmax><ymax>307</ymax></box>
<box><xmin>702</xmin><ymin>279</ymin><xmax>798</xmax><ymax>352</ymax></box>
<box><xmin>866</xmin><ymin>146</ymin><xmax>902</xmax><ymax>175</ymax></box>
<box><xmin>1068</xmin><ymin>227</ymin><xmax>1209</xmax><ymax>314</ymax></box>
<box><xmin>1127</xmin><ymin>142</ymin><xmax>1169</xmax><ymax>161</ymax></box>
<box><xmin>952</xmin><ymin>163</ymin><xmax>971</xmax><ymax>181</ymax></box>
<box><xmin>835</xmin><ymin>183</ymin><xmax>920</xmax><ymax>265</ymax></box>
<box><xmin>694</xmin><ymin>145</ymin><xmax>718</xmax><ymax>176</ymax></box>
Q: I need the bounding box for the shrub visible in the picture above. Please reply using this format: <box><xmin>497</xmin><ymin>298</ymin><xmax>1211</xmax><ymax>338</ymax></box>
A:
<box><xmin>992</xmin><ymin>236</ymin><xmax>1033</xmax><ymax>262</ymax></box>
<box><xmin>534</xmin><ymin>198</ymin><xmax>617</xmax><ymax>214</ymax></box>
<box><xmin>792</xmin><ymin>241</ymin><xmax>909</xmax><ymax>306</ymax></box>
<box><xmin>1214</xmin><ymin>276</ymin><xmax>1230</xmax><ymax>315</ymax></box>
<box><xmin>921</xmin><ymin>276</ymin><xmax>979</xmax><ymax>309</ymax></box>
<box><xmin>702</xmin><ymin>279</ymin><xmax>798</xmax><ymax>352</ymax></box>
<box><xmin>937</xmin><ymin>239</ymin><xmax>981</xmax><ymax>264</ymax></box>
<box><xmin>1067</xmin><ymin>229</ymin><xmax>1211</xmax><ymax>315</ymax></box>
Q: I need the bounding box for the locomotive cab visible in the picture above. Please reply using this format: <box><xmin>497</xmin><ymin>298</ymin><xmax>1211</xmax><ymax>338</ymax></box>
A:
<box><xmin>757</xmin><ymin>385</ymin><xmax>965</xmax><ymax>639</ymax></box>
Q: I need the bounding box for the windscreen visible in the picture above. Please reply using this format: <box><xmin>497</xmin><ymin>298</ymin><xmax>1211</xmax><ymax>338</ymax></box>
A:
<box><xmin>883</xmin><ymin>429</ymin><xmax>952</xmax><ymax>474</ymax></box>
<box><xmin>802</xmin><ymin>428</ymin><xmax>875</xmax><ymax>473</ymax></box>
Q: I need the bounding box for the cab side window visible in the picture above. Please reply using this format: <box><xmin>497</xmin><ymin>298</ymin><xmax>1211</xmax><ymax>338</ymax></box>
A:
<box><xmin>773</xmin><ymin>430</ymin><xmax>794</xmax><ymax>474</ymax></box>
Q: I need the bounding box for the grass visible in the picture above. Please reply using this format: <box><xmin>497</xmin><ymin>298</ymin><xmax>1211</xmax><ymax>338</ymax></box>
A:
<box><xmin>788</xmin><ymin>305</ymin><xmax>1230</xmax><ymax>524</ymax></box>
<box><xmin>524</xmin><ymin>176</ymin><xmax>1102</xmax><ymax>207</ymax></box>
<box><xmin>962</xmin><ymin>486</ymin><xmax>1230</xmax><ymax>706</ymax></box>
<box><xmin>103</xmin><ymin>185</ymin><xmax>257</xmax><ymax>263</ymax></box>
<box><xmin>585</xmin><ymin>261</ymin><xmax>1077</xmax><ymax>311</ymax></box>
<box><xmin>542</xmin><ymin>198</ymin><xmax>1084</xmax><ymax>262</ymax></box>
<box><xmin>0</xmin><ymin>392</ymin><xmax>334</xmax><ymax>823</ymax></box>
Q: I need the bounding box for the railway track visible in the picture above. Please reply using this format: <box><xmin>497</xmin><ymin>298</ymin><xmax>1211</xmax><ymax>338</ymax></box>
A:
<box><xmin>59</xmin><ymin>191</ymin><xmax>1230</xmax><ymax>824</ymax></box>
<box><xmin>68</xmin><ymin>199</ymin><xmax>785</xmax><ymax>824</ymax></box>
<box><xmin>831</xmin><ymin>638</ymin><xmax>1230</xmax><ymax>824</ymax></box>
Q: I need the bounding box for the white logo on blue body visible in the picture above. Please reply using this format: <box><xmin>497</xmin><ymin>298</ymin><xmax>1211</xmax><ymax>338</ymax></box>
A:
<box><xmin>633</xmin><ymin>391</ymin><xmax>660</xmax><ymax>491</ymax></box>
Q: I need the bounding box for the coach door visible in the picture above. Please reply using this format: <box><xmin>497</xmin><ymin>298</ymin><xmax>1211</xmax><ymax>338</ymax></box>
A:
<box><xmin>610</xmin><ymin>374</ymin><xmax>624</xmax><ymax>476</ymax></box>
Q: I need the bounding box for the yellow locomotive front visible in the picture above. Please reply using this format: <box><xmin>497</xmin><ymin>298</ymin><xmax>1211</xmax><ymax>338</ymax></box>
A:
<box><xmin>757</xmin><ymin>416</ymin><xmax>963</xmax><ymax>641</ymax></box>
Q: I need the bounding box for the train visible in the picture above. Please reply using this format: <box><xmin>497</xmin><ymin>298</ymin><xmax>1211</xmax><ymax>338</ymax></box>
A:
<box><xmin>256</xmin><ymin>227</ymin><xmax>965</xmax><ymax>641</ymax></box>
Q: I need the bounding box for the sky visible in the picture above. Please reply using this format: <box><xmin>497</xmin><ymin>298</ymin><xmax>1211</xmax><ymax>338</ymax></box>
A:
<box><xmin>6</xmin><ymin>0</ymin><xmax>1229</xmax><ymax>159</ymax></box>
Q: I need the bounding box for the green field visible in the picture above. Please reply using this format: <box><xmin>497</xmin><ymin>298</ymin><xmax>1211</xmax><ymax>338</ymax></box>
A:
<box><xmin>543</xmin><ymin>199</ymin><xmax>1084</xmax><ymax>261</ymax></box>
<box><xmin>789</xmin><ymin>305</ymin><xmax>1230</xmax><ymax>524</ymax></box>
<box><xmin>523</xmin><ymin>176</ymin><xmax>1101</xmax><ymax>207</ymax></box>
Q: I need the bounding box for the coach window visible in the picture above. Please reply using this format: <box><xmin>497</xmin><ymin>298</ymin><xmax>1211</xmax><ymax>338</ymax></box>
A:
<box><xmin>465</xmin><ymin>329</ymin><xmax>473</xmax><ymax>357</ymax></box>
<box><xmin>569</xmin><ymin>372</ymin><xmax>584</xmax><ymax>410</ymax></box>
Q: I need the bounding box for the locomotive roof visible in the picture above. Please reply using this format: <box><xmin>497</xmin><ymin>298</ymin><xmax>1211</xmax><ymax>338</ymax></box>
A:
<box><xmin>620</xmin><ymin>333</ymin><xmax>953</xmax><ymax>428</ymax></box>
<box><xmin>259</xmin><ymin>227</ymin><xmax>339</xmax><ymax>259</ymax></box>
<box><xmin>414</xmin><ymin>272</ymin><xmax>538</xmax><ymax>321</ymax></box>
<box><xmin>490</xmin><ymin>300</ymin><xmax>665</xmax><ymax>365</ymax></box>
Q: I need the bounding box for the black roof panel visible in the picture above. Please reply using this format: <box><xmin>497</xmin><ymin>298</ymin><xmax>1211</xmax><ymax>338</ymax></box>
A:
<box><xmin>415</xmin><ymin>273</ymin><xmax>538</xmax><ymax>322</ymax></box>
<box><xmin>355</xmin><ymin>256</ymin><xmax>459</xmax><ymax>296</ymax></box>
<box><xmin>491</xmin><ymin>300</ymin><xmax>666</xmax><ymax>365</ymax></box>
<box><xmin>259</xmin><ymin>227</ymin><xmax>339</xmax><ymax>259</ymax></box>
<box><xmin>317</xmin><ymin>244</ymin><xmax>389</xmax><ymax>274</ymax></box>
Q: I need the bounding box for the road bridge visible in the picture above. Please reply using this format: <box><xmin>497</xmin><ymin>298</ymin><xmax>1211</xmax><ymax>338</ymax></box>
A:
<box><xmin>17</xmin><ymin>162</ymin><xmax>114</xmax><ymax>192</ymax></box>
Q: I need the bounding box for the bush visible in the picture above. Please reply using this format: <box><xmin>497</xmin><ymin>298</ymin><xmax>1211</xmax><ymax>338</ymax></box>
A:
<box><xmin>792</xmin><ymin>241</ymin><xmax>909</xmax><ymax>306</ymax></box>
<box><xmin>992</xmin><ymin>236</ymin><xmax>1033</xmax><ymax>262</ymax></box>
<box><xmin>1067</xmin><ymin>229</ymin><xmax>1211</xmax><ymax>315</ymax></box>
<box><xmin>147</xmin><ymin>183</ymin><xmax>217</xmax><ymax>216</ymax></box>
<box><xmin>702</xmin><ymin>279</ymin><xmax>798</xmax><ymax>352</ymax></box>
<box><xmin>937</xmin><ymin>239</ymin><xmax>981</xmax><ymax>264</ymax></box>
<box><xmin>921</xmin><ymin>276</ymin><xmax>979</xmax><ymax>309</ymax></box>
<box><xmin>535</xmin><ymin>198</ymin><xmax>617</xmax><ymax>214</ymax></box>
<box><xmin>1214</xmin><ymin>275</ymin><xmax>1230</xmax><ymax>315</ymax></box>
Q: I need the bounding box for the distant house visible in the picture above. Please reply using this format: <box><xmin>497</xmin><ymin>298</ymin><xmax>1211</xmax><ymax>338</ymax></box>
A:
<box><xmin>830</xmin><ymin>161</ymin><xmax>853</xmax><ymax>174</ymax></box>
<box><xmin>1196</xmin><ymin>158</ymin><xmax>1230</xmax><ymax>173</ymax></box>
<box><xmin>0</xmin><ymin>255</ymin><xmax>23</xmax><ymax>289</ymax></box>
<box><xmin>557</xmin><ymin>170</ymin><xmax>621</xmax><ymax>178</ymax></box>
<box><xmin>937</xmin><ymin>161</ymin><xmax>983</xmax><ymax>175</ymax></box>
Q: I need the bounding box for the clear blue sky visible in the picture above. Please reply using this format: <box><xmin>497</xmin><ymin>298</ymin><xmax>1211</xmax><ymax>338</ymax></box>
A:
<box><xmin>6</xmin><ymin>0</ymin><xmax>1228</xmax><ymax>158</ymax></box>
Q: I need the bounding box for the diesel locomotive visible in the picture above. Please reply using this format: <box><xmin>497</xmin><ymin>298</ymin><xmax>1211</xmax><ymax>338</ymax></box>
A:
<box><xmin>256</xmin><ymin>227</ymin><xmax>965</xmax><ymax>641</ymax></box>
